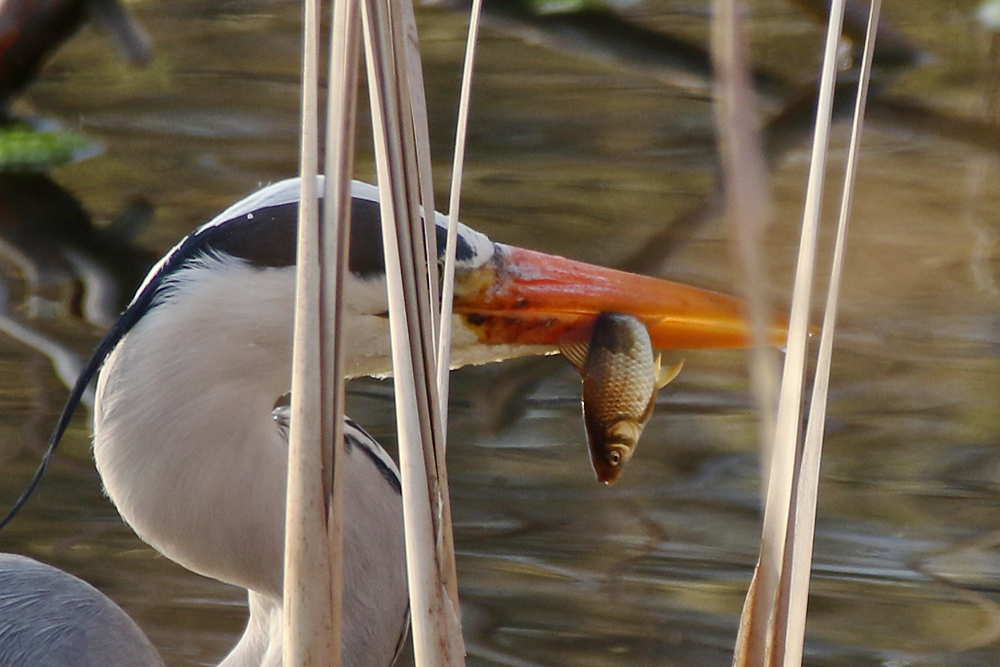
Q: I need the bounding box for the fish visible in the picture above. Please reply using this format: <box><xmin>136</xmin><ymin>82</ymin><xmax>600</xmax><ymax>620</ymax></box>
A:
<box><xmin>560</xmin><ymin>312</ymin><xmax>683</xmax><ymax>485</ymax></box>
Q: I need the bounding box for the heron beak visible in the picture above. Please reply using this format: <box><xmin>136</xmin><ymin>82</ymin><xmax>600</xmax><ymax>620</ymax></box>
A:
<box><xmin>453</xmin><ymin>245</ymin><xmax>788</xmax><ymax>350</ymax></box>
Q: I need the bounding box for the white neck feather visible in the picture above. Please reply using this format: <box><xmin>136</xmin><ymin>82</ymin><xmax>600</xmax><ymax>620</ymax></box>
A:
<box><xmin>95</xmin><ymin>256</ymin><xmax>296</xmax><ymax>596</ymax></box>
<box><xmin>92</xmin><ymin>255</ymin><xmax>408</xmax><ymax>666</ymax></box>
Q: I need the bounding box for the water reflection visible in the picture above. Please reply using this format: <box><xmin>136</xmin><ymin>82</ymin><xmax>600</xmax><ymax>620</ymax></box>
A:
<box><xmin>0</xmin><ymin>172</ymin><xmax>155</xmax><ymax>469</ymax></box>
<box><xmin>0</xmin><ymin>0</ymin><xmax>999</xmax><ymax>666</ymax></box>
<box><xmin>0</xmin><ymin>0</ymin><xmax>150</xmax><ymax>115</ymax></box>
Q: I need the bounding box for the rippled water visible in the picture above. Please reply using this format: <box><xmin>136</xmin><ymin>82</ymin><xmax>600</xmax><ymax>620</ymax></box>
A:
<box><xmin>1</xmin><ymin>1</ymin><xmax>999</xmax><ymax>665</ymax></box>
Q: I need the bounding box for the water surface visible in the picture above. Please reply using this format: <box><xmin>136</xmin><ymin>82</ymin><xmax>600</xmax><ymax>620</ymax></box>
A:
<box><xmin>2</xmin><ymin>1</ymin><xmax>1000</xmax><ymax>665</ymax></box>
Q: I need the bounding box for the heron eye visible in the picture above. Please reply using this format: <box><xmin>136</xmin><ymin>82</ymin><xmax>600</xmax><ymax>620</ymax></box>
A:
<box><xmin>609</xmin><ymin>450</ymin><xmax>622</xmax><ymax>466</ymax></box>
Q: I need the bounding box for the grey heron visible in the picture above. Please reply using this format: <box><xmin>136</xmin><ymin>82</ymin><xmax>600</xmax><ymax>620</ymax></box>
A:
<box><xmin>0</xmin><ymin>177</ymin><xmax>775</xmax><ymax>666</ymax></box>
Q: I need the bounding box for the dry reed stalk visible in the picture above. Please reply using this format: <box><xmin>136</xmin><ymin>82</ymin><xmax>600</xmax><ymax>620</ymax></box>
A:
<box><xmin>397</xmin><ymin>0</ymin><xmax>440</xmax><ymax>345</ymax></box>
<box><xmin>755</xmin><ymin>0</ymin><xmax>847</xmax><ymax>662</ymax></box>
<box><xmin>779</xmin><ymin>3</ymin><xmax>881</xmax><ymax>664</ymax></box>
<box><xmin>728</xmin><ymin>1</ymin><xmax>888</xmax><ymax>665</ymax></box>
<box><xmin>282</xmin><ymin>0</ymin><xmax>345</xmax><ymax>663</ymax></box>
<box><xmin>361</xmin><ymin>0</ymin><xmax>465</xmax><ymax>661</ymax></box>
<box><xmin>321</xmin><ymin>0</ymin><xmax>363</xmax><ymax>506</ymax></box>
<box><xmin>437</xmin><ymin>0</ymin><xmax>484</xmax><ymax>436</ymax></box>
<box><xmin>389</xmin><ymin>0</ymin><xmax>463</xmax><ymax>614</ymax></box>
<box><xmin>710</xmin><ymin>0</ymin><xmax>779</xmax><ymax>498</ymax></box>
<box><xmin>709</xmin><ymin>1</ymin><xmax>778</xmax><ymax>663</ymax></box>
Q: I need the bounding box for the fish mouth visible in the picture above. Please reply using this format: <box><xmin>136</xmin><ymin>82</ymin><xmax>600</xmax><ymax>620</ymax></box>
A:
<box><xmin>589</xmin><ymin>442</ymin><xmax>633</xmax><ymax>486</ymax></box>
<box><xmin>453</xmin><ymin>245</ymin><xmax>789</xmax><ymax>351</ymax></box>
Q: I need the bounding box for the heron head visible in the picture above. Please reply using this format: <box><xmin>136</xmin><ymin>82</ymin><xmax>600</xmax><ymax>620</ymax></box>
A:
<box><xmin>131</xmin><ymin>177</ymin><xmax>785</xmax><ymax>377</ymax></box>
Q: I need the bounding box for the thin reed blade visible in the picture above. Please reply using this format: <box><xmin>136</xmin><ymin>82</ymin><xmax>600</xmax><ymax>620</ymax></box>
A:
<box><xmin>361</xmin><ymin>0</ymin><xmax>466</xmax><ymax>661</ymax></box>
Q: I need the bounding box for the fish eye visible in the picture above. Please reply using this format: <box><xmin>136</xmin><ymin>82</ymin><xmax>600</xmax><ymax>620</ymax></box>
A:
<box><xmin>609</xmin><ymin>450</ymin><xmax>622</xmax><ymax>466</ymax></box>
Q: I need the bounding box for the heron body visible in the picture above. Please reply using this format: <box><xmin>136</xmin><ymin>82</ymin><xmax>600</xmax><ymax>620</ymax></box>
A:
<box><xmin>1</xmin><ymin>177</ymin><xmax>773</xmax><ymax>666</ymax></box>
<box><xmin>0</xmin><ymin>553</ymin><xmax>164</xmax><ymax>667</ymax></box>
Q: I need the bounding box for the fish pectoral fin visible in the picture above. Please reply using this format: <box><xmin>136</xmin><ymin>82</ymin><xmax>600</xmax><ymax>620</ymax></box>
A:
<box><xmin>655</xmin><ymin>357</ymin><xmax>684</xmax><ymax>389</ymax></box>
<box><xmin>559</xmin><ymin>340</ymin><xmax>590</xmax><ymax>374</ymax></box>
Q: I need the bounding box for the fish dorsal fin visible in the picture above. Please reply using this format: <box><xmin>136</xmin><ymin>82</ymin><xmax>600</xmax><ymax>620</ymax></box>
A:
<box><xmin>559</xmin><ymin>340</ymin><xmax>590</xmax><ymax>374</ymax></box>
<box><xmin>654</xmin><ymin>356</ymin><xmax>684</xmax><ymax>389</ymax></box>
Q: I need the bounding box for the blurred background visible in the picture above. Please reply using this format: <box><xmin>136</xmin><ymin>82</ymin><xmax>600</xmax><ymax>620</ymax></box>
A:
<box><xmin>0</xmin><ymin>1</ymin><xmax>998</xmax><ymax>665</ymax></box>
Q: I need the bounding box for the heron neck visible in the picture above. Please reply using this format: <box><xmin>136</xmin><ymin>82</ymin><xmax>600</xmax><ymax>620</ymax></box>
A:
<box><xmin>218</xmin><ymin>591</ymin><xmax>283</xmax><ymax>667</ymax></box>
<box><xmin>93</xmin><ymin>258</ymin><xmax>295</xmax><ymax>598</ymax></box>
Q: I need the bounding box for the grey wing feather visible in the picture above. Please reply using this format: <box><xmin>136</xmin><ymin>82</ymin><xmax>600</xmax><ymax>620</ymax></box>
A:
<box><xmin>0</xmin><ymin>553</ymin><xmax>164</xmax><ymax>667</ymax></box>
